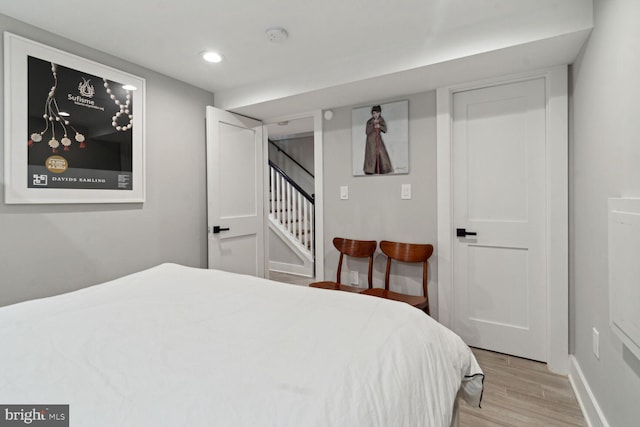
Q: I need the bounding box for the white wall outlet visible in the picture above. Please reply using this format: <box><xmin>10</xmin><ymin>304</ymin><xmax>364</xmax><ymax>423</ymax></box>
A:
<box><xmin>401</xmin><ymin>184</ymin><xmax>411</xmax><ymax>199</ymax></box>
<box><xmin>350</xmin><ymin>271</ymin><xmax>359</xmax><ymax>285</ymax></box>
<box><xmin>340</xmin><ymin>186</ymin><xmax>349</xmax><ymax>200</ymax></box>
<box><xmin>592</xmin><ymin>327</ymin><xmax>600</xmax><ymax>359</ymax></box>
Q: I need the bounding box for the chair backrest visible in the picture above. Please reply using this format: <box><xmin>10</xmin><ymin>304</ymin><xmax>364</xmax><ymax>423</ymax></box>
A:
<box><xmin>333</xmin><ymin>237</ymin><xmax>377</xmax><ymax>288</ymax></box>
<box><xmin>379</xmin><ymin>240</ymin><xmax>434</xmax><ymax>296</ymax></box>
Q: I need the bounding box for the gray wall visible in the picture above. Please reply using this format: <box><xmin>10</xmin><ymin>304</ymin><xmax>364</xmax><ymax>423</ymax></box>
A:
<box><xmin>322</xmin><ymin>92</ymin><xmax>438</xmax><ymax>311</ymax></box>
<box><xmin>571</xmin><ymin>0</ymin><xmax>640</xmax><ymax>425</ymax></box>
<box><xmin>0</xmin><ymin>14</ymin><xmax>213</xmax><ymax>306</ymax></box>
<box><xmin>269</xmin><ymin>134</ymin><xmax>315</xmax><ymax>196</ymax></box>
<box><xmin>269</xmin><ymin>228</ymin><xmax>304</xmax><ymax>266</ymax></box>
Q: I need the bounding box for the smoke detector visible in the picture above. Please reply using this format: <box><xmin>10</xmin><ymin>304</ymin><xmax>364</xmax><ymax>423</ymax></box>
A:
<box><xmin>265</xmin><ymin>27</ymin><xmax>288</xmax><ymax>43</ymax></box>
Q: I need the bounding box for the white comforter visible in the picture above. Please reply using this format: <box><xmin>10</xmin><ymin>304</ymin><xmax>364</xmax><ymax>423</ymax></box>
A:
<box><xmin>0</xmin><ymin>263</ymin><xmax>483</xmax><ymax>426</ymax></box>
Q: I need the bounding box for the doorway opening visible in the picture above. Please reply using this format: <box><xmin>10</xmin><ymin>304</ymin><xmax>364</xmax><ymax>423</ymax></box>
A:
<box><xmin>264</xmin><ymin>113</ymin><xmax>324</xmax><ymax>283</ymax></box>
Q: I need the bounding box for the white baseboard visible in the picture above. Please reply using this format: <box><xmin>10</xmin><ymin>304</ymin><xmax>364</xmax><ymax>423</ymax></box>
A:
<box><xmin>568</xmin><ymin>355</ymin><xmax>610</xmax><ymax>427</ymax></box>
<box><xmin>269</xmin><ymin>261</ymin><xmax>312</xmax><ymax>277</ymax></box>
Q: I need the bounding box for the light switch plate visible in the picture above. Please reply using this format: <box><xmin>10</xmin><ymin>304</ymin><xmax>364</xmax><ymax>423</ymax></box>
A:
<box><xmin>401</xmin><ymin>184</ymin><xmax>411</xmax><ymax>199</ymax></box>
<box><xmin>340</xmin><ymin>186</ymin><xmax>349</xmax><ymax>200</ymax></box>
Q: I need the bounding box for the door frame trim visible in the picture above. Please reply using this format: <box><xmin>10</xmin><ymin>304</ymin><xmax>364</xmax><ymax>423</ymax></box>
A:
<box><xmin>436</xmin><ymin>66</ymin><xmax>568</xmax><ymax>374</ymax></box>
<box><xmin>262</xmin><ymin>110</ymin><xmax>324</xmax><ymax>280</ymax></box>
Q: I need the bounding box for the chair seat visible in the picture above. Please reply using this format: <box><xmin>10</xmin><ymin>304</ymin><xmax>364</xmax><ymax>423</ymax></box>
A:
<box><xmin>309</xmin><ymin>281</ymin><xmax>362</xmax><ymax>293</ymax></box>
<box><xmin>360</xmin><ymin>288</ymin><xmax>428</xmax><ymax>310</ymax></box>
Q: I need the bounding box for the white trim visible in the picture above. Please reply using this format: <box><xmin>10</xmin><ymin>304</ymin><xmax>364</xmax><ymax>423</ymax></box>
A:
<box><xmin>568</xmin><ymin>356</ymin><xmax>610</xmax><ymax>427</ymax></box>
<box><xmin>262</xmin><ymin>124</ymin><xmax>270</xmax><ymax>277</ymax></box>
<box><xmin>268</xmin><ymin>261</ymin><xmax>313</xmax><ymax>278</ymax></box>
<box><xmin>436</xmin><ymin>87</ymin><xmax>454</xmax><ymax>328</ymax></box>
<box><xmin>436</xmin><ymin>66</ymin><xmax>569</xmax><ymax>374</ymax></box>
<box><xmin>268</xmin><ymin>220</ymin><xmax>314</xmax><ymax>277</ymax></box>
<box><xmin>263</xmin><ymin>110</ymin><xmax>324</xmax><ymax>281</ymax></box>
<box><xmin>313</xmin><ymin>110</ymin><xmax>324</xmax><ymax>280</ymax></box>
<box><xmin>546</xmin><ymin>66</ymin><xmax>570</xmax><ymax>374</ymax></box>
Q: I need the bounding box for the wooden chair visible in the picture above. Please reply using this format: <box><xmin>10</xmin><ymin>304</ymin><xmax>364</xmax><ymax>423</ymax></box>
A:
<box><xmin>360</xmin><ymin>240</ymin><xmax>434</xmax><ymax>314</ymax></box>
<box><xmin>309</xmin><ymin>237</ymin><xmax>377</xmax><ymax>293</ymax></box>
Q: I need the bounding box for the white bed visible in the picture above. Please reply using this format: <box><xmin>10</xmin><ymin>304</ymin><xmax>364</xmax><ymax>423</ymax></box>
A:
<box><xmin>0</xmin><ymin>263</ymin><xmax>483</xmax><ymax>426</ymax></box>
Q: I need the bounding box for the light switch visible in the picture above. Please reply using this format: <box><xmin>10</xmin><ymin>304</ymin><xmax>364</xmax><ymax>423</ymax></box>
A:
<box><xmin>340</xmin><ymin>186</ymin><xmax>349</xmax><ymax>200</ymax></box>
<box><xmin>401</xmin><ymin>184</ymin><xmax>411</xmax><ymax>199</ymax></box>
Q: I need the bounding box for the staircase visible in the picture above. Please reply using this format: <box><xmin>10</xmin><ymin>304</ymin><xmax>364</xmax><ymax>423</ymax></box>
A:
<box><xmin>268</xmin><ymin>161</ymin><xmax>315</xmax><ymax>277</ymax></box>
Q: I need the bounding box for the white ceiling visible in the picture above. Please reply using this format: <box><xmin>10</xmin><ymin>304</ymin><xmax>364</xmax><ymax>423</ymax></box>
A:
<box><xmin>0</xmin><ymin>1</ymin><xmax>593</xmax><ymax>121</ymax></box>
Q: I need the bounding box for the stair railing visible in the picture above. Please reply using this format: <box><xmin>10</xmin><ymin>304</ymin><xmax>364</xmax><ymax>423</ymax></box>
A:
<box><xmin>269</xmin><ymin>139</ymin><xmax>314</xmax><ymax>179</ymax></box>
<box><xmin>269</xmin><ymin>160</ymin><xmax>314</xmax><ymax>257</ymax></box>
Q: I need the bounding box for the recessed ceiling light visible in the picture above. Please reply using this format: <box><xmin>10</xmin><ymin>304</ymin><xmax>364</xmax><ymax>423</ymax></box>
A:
<box><xmin>202</xmin><ymin>51</ymin><xmax>223</xmax><ymax>63</ymax></box>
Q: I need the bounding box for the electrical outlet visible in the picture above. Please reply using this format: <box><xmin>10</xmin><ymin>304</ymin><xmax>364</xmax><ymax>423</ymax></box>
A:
<box><xmin>350</xmin><ymin>271</ymin><xmax>359</xmax><ymax>285</ymax></box>
<box><xmin>592</xmin><ymin>328</ymin><xmax>600</xmax><ymax>359</ymax></box>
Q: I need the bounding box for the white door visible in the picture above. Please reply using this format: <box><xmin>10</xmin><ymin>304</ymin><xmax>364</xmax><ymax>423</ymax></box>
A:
<box><xmin>452</xmin><ymin>78</ymin><xmax>547</xmax><ymax>361</ymax></box>
<box><xmin>206</xmin><ymin>106</ymin><xmax>265</xmax><ymax>276</ymax></box>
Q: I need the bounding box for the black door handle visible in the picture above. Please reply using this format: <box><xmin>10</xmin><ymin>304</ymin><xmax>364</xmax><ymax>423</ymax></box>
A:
<box><xmin>213</xmin><ymin>225</ymin><xmax>230</xmax><ymax>234</ymax></box>
<box><xmin>456</xmin><ymin>228</ymin><xmax>477</xmax><ymax>237</ymax></box>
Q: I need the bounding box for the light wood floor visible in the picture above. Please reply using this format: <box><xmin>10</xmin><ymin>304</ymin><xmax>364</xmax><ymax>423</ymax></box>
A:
<box><xmin>269</xmin><ymin>271</ymin><xmax>588</xmax><ymax>427</ymax></box>
<box><xmin>459</xmin><ymin>348</ymin><xmax>587</xmax><ymax>427</ymax></box>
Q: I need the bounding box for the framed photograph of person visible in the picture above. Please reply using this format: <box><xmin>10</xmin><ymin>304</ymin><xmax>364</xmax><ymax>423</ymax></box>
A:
<box><xmin>3</xmin><ymin>32</ymin><xmax>146</xmax><ymax>204</ymax></box>
<box><xmin>351</xmin><ymin>100</ymin><xmax>408</xmax><ymax>176</ymax></box>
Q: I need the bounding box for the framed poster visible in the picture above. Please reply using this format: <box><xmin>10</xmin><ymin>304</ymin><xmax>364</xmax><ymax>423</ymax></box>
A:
<box><xmin>351</xmin><ymin>100</ymin><xmax>408</xmax><ymax>176</ymax></box>
<box><xmin>3</xmin><ymin>32</ymin><xmax>145</xmax><ymax>204</ymax></box>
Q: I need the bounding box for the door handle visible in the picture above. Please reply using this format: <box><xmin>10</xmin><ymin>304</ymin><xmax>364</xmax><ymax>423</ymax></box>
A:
<box><xmin>212</xmin><ymin>225</ymin><xmax>230</xmax><ymax>234</ymax></box>
<box><xmin>456</xmin><ymin>228</ymin><xmax>477</xmax><ymax>237</ymax></box>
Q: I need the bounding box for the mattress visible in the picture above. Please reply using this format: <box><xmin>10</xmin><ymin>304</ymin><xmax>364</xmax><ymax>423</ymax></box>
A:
<box><xmin>0</xmin><ymin>263</ymin><xmax>483</xmax><ymax>426</ymax></box>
